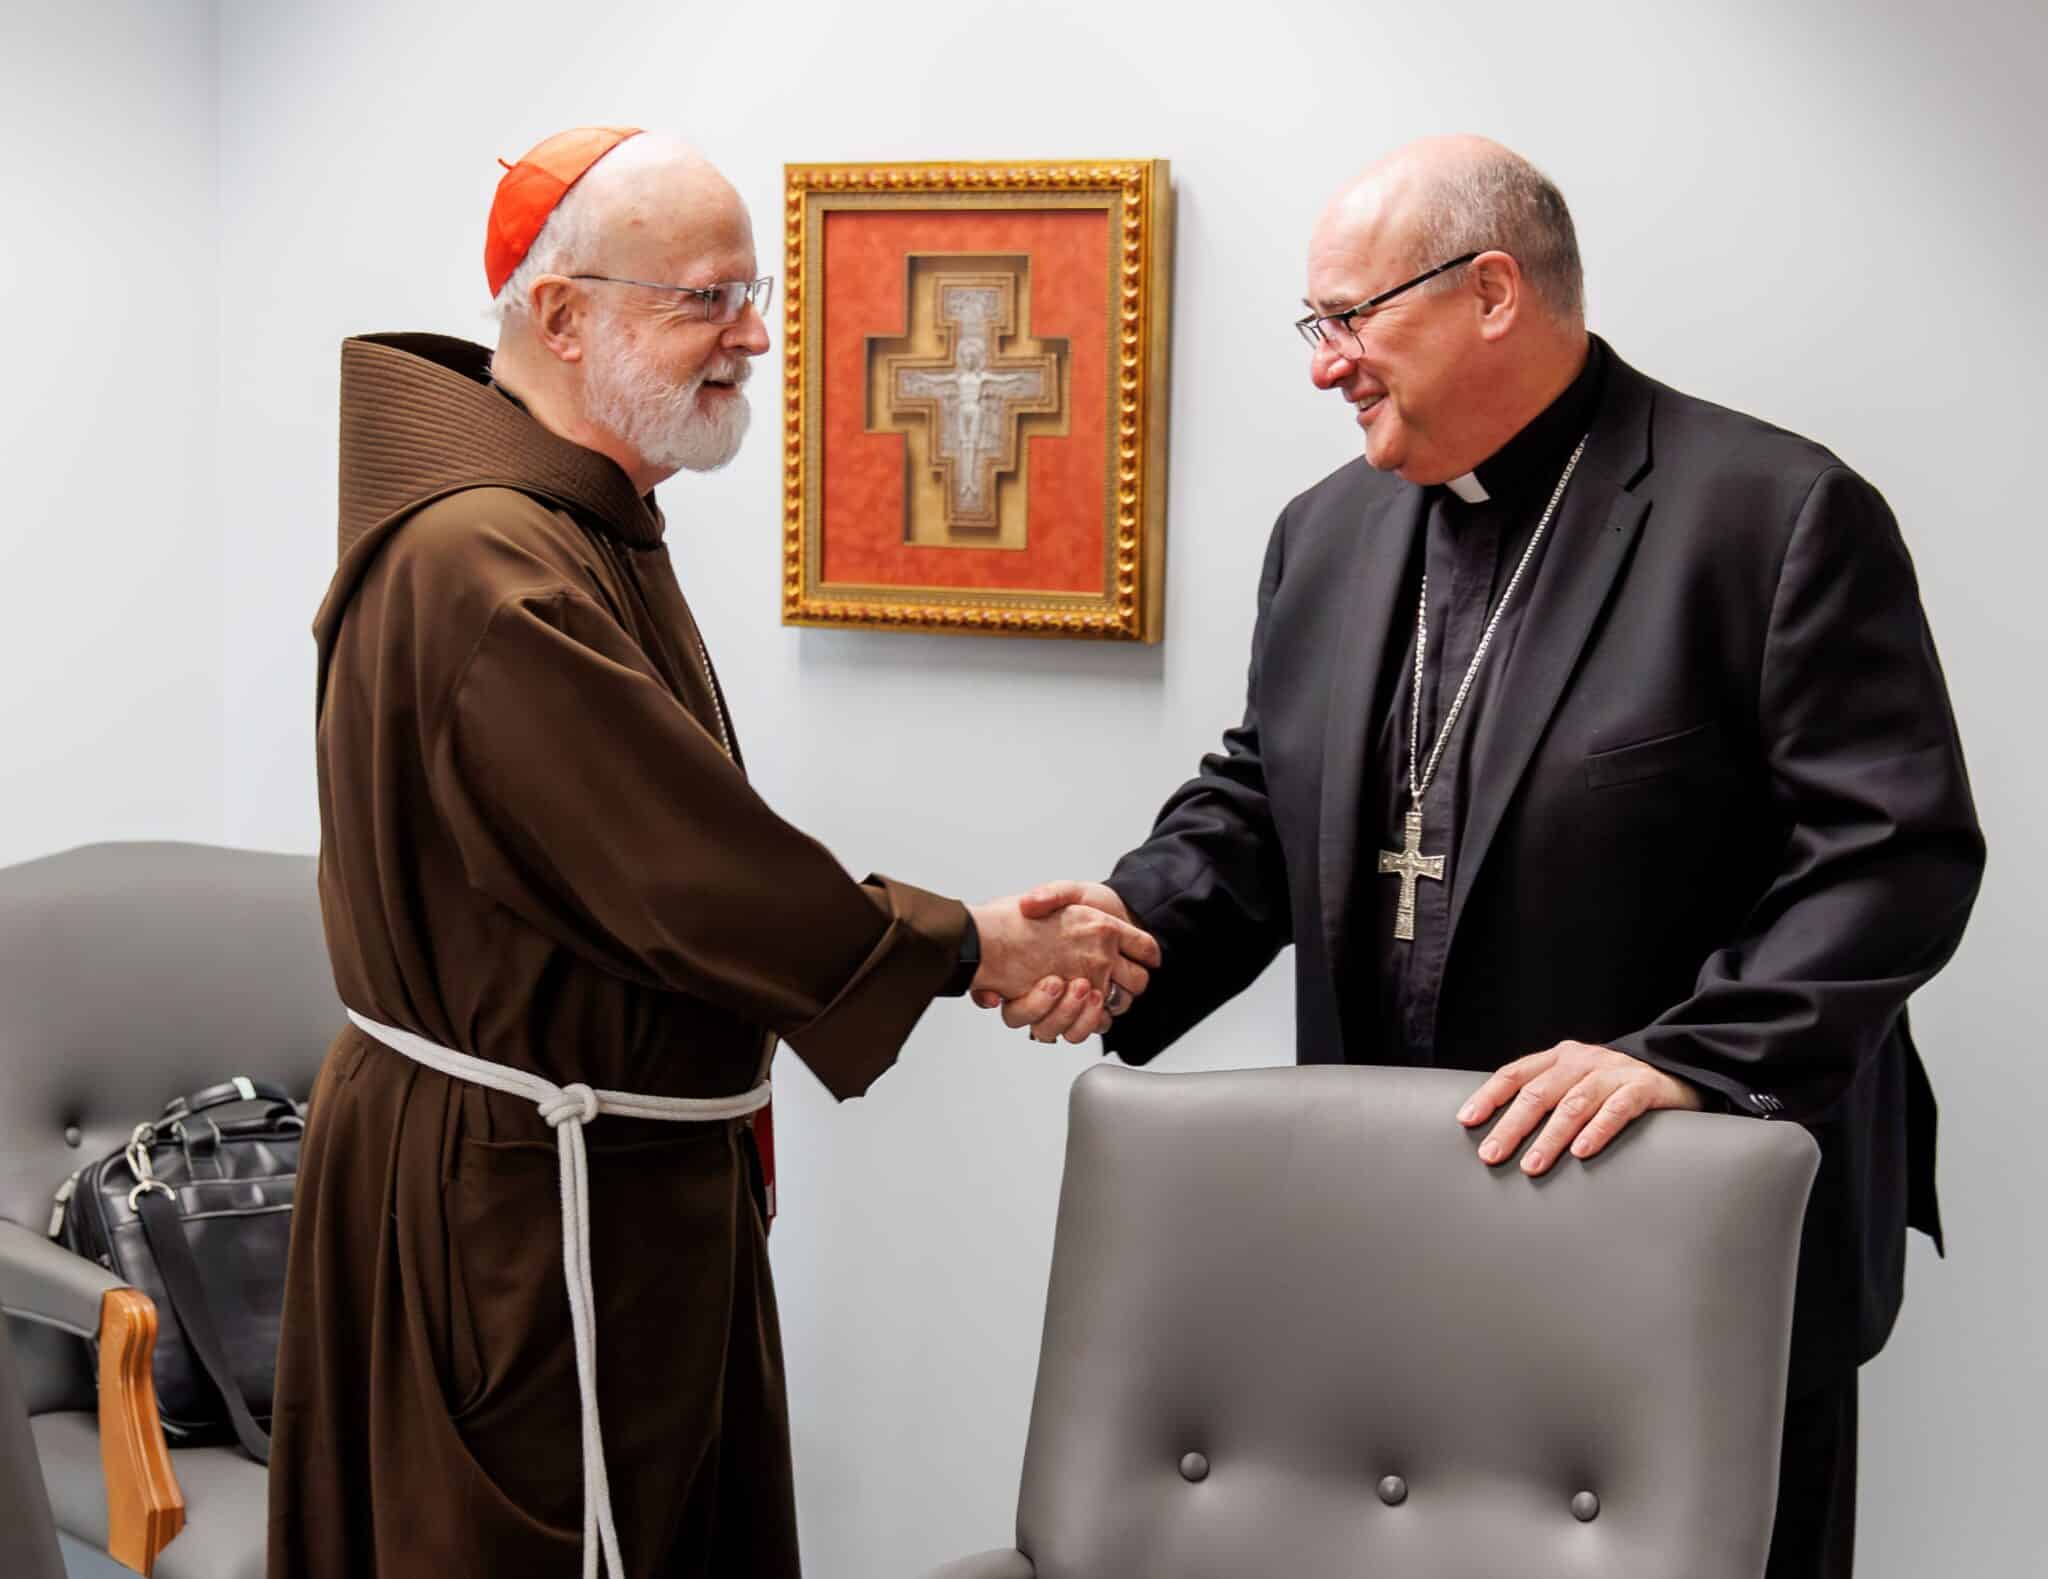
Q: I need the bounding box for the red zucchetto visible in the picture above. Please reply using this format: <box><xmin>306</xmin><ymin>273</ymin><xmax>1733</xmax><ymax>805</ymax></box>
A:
<box><xmin>484</xmin><ymin>125</ymin><xmax>642</xmax><ymax>296</ymax></box>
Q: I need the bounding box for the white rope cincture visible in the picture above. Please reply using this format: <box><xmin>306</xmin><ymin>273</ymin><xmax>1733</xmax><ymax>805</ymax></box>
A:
<box><xmin>346</xmin><ymin>1008</ymin><xmax>771</xmax><ymax>1579</ymax></box>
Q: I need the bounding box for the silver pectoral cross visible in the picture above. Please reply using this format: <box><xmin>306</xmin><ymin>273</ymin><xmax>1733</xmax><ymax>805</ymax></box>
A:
<box><xmin>1378</xmin><ymin>806</ymin><xmax>1446</xmax><ymax>943</ymax></box>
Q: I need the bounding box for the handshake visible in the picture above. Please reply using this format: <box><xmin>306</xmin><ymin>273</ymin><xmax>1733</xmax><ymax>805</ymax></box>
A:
<box><xmin>965</xmin><ymin>881</ymin><xmax>1153</xmax><ymax>1044</ymax></box>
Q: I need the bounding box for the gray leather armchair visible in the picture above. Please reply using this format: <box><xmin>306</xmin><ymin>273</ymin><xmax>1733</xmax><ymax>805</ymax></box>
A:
<box><xmin>2</xmin><ymin>1306</ymin><xmax>66</xmax><ymax>1579</ymax></box>
<box><xmin>0</xmin><ymin>842</ymin><xmax>335</xmax><ymax>1578</ymax></box>
<box><xmin>928</xmin><ymin>1063</ymin><xmax>1820</xmax><ymax>1579</ymax></box>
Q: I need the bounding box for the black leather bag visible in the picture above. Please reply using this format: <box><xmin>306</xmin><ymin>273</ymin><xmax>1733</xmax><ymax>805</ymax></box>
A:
<box><xmin>51</xmin><ymin>1078</ymin><xmax>303</xmax><ymax>1463</ymax></box>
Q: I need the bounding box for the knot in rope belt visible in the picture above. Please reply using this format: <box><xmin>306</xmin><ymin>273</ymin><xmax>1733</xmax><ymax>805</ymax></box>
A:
<box><xmin>346</xmin><ymin>1009</ymin><xmax>772</xmax><ymax>1579</ymax></box>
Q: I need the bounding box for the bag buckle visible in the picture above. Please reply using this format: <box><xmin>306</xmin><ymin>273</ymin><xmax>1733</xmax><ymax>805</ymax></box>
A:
<box><xmin>127</xmin><ymin>1177</ymin><xmax>175</xmax><ymax>1210</ymax></box>
<box><xmin>124</xmin><ymin>1123</ymin><xmax>176</xmax><ymax>1211</ymax></box>
<box><xmin>48</xmin><ymin>1170</ymin><xmax>83</xmax><ymax>1239</ymax></box>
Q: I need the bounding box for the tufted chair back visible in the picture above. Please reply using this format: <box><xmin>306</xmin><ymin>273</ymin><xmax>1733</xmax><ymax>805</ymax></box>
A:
<box><xmin>0</xmin><ymin>841</ymin><xmax>336</xmax><ymax>1417</ymax></box>
<box><xmin>994</xmin><ymin>1063</ymin><xmax>1818</xmax><ymax>1579</ymax></box>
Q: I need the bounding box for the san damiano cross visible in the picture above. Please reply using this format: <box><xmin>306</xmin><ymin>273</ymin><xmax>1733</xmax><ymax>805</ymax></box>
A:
<box><xmin>875</xmin><ymin>277</ymin><xmax>1061</xmax><ymax>534</ymax></box>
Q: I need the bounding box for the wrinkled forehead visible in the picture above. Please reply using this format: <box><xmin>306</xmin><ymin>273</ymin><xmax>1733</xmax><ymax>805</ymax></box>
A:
<box><xmin>1305</xmin><ymin>177</ymin><xmax>1422</xmax><ymax>309</ymax></box>
<box><xmin>604</xmin><ymin>171</ymin><xmax>759</xmax><ymax>287</ymax></box>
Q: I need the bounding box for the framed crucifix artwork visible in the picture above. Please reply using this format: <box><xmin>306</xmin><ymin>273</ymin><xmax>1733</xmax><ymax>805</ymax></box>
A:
<box><xmin>780</xmin><ymin>159</ymin><xmax>1173</xmax><ymax>641</ymax></box>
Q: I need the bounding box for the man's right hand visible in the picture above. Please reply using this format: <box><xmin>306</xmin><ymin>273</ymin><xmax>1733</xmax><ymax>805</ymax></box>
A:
<box><xmin>967</xmin><ymin>884</ymin><xmax>1154</xmax><ymax>1044</ymax></box>
<box><xmin>969</xmin><ymin>882</ymin><xmax>1142</xmax><ymax>1043</ymax></box>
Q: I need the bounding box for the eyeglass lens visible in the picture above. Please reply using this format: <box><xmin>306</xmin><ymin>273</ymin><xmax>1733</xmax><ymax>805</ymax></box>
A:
<box><xmin>1298</xmin><ymin>311</ymin><xmax>1365</xmax><ymax>358</ymax></box>
<box><xmin>707</xmin><ymin>278</ymin><xmax>774</xmax><ymax>324</ymax></box>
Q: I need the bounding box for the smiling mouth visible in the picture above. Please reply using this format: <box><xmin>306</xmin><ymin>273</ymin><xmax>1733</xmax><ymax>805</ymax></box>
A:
<box><xmin>1354</xmin><ymin>394</ymin><xmax>1385</xmax><ymax>417</ymax></box>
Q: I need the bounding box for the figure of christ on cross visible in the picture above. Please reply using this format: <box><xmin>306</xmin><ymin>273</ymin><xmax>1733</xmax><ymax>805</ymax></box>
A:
<box><xmin>896</xmin><ymin>336</ymin><xmax>1049</xmax><ymax>516</ymax></box>
<box><xmin>1378</xmin><ymin>806</ymin><xmax>1445</xmax><ymax>942</ymax></box>
<box><xmin>884</xmin><ymin>279</ymin><xmax>1061</xmax><ymax>534</ymax></box>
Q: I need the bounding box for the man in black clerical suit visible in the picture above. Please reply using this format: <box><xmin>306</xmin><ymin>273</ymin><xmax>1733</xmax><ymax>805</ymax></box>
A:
<box><xmin>981</xmin><ymin>135</ymin><xmax>1984</xmax><ymax>1577</ymax></box>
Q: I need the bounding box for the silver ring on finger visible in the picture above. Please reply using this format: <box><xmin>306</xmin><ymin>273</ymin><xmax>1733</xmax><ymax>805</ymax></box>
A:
<box><xmin>1104</xmin><ymin>982</ymin><xmax>1126</xmax><ymax>1014</ymax></box>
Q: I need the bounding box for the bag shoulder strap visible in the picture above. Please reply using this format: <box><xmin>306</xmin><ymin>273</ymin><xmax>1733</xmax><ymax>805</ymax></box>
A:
<box><xmin>132</xmin><ymin>1188</ymin><xmax>270</xmax><ymax>1464</ymax></box>
<box><xmin>162</xmin><ymin>1077</ymin><xmax>295</xmax><ymax>1122</ymax></box>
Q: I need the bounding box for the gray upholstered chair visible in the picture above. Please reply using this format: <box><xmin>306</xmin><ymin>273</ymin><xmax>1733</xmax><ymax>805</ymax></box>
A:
<box><xmin>927</xmin><ymin>1063</ymin><xmax>1820</xmax><ymax>1579</ymax></box>
<box><xmin>2</xmin><ymin>1307</ymin><xmax>67</xmax><ymax>1579</ymax></box>
<box><xmin>0</xmin><ymin>842</ymin><xmax>334</xmax><ymax>1578</ymax></box>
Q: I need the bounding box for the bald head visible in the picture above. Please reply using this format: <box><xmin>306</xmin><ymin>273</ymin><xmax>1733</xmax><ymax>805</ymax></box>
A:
<box><xmin>492</xmin><ymin>133</ymin><xmax>746</xmax><ymax>324</ymax></box>
<box><xmin>1315</xmin><ymin>136</ymin><xmax>1584</xmax><ymax>325</ymax></box>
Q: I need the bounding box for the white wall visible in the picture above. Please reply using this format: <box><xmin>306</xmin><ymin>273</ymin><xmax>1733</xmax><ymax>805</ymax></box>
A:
<box><xmin>23</xmin><ymin>0</ymin><xmax>2042</xmax><ymax>1571</ymax></box>
<box><xmin>0</xmin><ymin>1</ymin><xmax>224</xmax><ymax>869</ymax></box>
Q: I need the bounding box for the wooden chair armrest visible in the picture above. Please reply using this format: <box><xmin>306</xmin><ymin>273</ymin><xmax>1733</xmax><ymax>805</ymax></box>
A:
<box><xmin>97</xmin><ymin>1288</ymin><xmax>185</xmax><ymax>1575</ymax></box>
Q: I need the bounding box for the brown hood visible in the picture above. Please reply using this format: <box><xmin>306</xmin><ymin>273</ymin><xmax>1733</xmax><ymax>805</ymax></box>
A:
<box><xmin>315</xmin><ymin>333</ymin><xmax>663</xmax><ymax>688</ymax></box>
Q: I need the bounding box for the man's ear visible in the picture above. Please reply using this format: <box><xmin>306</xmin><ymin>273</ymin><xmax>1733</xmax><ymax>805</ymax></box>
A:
<box><xmin>1470</xmin><ymin>250</ymin><xmax>1523</xmax><ymax>343</ymax></box>
<box><xmin>529</xmin><ymin>276</ymin><xmax>587</xmax><ymax>364</ymax></box>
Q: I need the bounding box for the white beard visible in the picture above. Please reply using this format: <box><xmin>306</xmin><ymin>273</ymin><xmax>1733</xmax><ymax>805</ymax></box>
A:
<box><xmin>582</xmin><ymin>312</ymin><xmax>753</xmax><ymax>475</ymax></box>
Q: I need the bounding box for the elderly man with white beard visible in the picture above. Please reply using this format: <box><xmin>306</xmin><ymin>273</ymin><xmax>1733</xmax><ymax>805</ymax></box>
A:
<box><xmin>268</xmin><ymin>128</ymin><xmax>1159</xmax><ymax>1579</ymax></box>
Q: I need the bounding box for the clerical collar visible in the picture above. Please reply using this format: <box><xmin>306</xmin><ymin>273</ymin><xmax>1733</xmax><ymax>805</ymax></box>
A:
<box><xmin>1447</xmin><ymin>336</ymin><xmax>1608</xmax><ymax>507</ymax></box>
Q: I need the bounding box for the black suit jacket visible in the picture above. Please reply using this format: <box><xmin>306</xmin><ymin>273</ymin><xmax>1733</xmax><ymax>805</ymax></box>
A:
<box><xmin>1104</xmin><ymin>343</ymin><xmax>1984</xmax><ymax>1390</ymax></box>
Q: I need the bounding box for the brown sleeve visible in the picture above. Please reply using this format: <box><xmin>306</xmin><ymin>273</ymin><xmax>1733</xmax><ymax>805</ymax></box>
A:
<box><xmin>426</xmin><ymin>586</ymin><xmax>965</xmax><ymax>1098</ymax></box>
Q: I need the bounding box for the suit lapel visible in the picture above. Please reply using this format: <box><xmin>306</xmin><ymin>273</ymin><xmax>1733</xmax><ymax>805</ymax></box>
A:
<box><xmin>1318</xmin><ymin>484</ymin><xmax>1426</xmax><ymax>982</ymax></box>
<box><xmin>1444</xmin><ymin>354</ymin><xmax>1658</xmax><ymax>947</ymax></box>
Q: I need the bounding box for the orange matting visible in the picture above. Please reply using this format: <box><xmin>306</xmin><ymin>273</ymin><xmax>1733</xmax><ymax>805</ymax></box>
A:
<box><xmin>818</xmin><ymin>207</ymin><xmax>1109</xmax><ymax>594</ymax></box>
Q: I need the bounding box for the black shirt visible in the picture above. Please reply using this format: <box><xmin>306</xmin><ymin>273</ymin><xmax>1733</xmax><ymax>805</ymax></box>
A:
<box><xmin>1369</xmin><ymin>337</ymin><xmax>1610</xmax><ymax>1064</ymax></box>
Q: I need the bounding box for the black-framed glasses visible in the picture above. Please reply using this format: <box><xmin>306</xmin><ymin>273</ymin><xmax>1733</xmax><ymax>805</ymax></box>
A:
<box><xmin>568</xmin><ymin>274</ymin><xmax>775</xmax><ymax>325</ymax></box>
<box><xmin>1293</xmin><ymin>252</ymin><xmax>1481</xmax><ymax>355</ymax></box>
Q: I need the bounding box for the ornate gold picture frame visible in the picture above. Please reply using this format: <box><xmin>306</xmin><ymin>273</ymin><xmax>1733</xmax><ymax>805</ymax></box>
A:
<box><xmin>781</xmin><ymin>160</ymin><xmax>1172</xmax><ymax>642</ymax></box>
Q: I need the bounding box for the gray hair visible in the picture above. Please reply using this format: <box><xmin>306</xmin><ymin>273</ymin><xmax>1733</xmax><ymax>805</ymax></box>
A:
<box><xmin>1407</xmin><ymin>152</ymin><xmax>1584</xmax><ymax>323</ymax></box>
<box><xmin>489</xmin><ymin>170</ymin><xmax>608</xmax><ymax>323</ymax></box>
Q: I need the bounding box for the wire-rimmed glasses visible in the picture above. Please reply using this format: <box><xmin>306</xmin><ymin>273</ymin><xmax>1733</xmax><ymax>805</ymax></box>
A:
<box><xmin>569</xmin><ymin>274</ymin><xmax>775</xmax><ymax>325</ymax></box>
<box><xmin>1294</xmin><ymin>252</ymin><xmax>1480</xmax><ymax>357</ymax></box>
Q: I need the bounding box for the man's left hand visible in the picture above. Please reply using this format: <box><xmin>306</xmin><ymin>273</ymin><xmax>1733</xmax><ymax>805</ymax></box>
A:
<box><xmin>1457</xmin><ymin>1043</ymin><xmax>1705</xmax><ymax>1176</ymax></box>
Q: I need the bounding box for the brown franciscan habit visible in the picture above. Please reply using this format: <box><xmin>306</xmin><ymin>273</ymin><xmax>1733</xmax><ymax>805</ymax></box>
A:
<box><xmin>268</xmin><ymin>333</ymin><xmax>964</xmax><ymax>1578</ymax></box>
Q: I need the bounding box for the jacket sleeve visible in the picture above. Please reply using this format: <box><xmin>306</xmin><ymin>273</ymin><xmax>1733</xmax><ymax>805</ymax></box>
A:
<box><xmin>1104</xmin><ymin>510</ymin><xmax>1296</xmax><ymax>1065</ymax></box>
<box><xmin>1609</xmin><ymin>465</ymin><xmax>1985</xmax><ymax>1121</ymax></box>
<box><xmin>427</xmin><ymin>585</ymin><xmax>965</xmax><ymax>1099</ymax></box>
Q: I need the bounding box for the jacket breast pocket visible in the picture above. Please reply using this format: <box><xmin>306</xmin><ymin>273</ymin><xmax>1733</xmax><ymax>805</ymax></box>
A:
<box><xmin>1584</xmin><ymin>721</ymin><xmax>1725</xmax><ymax>790</ymax></box>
